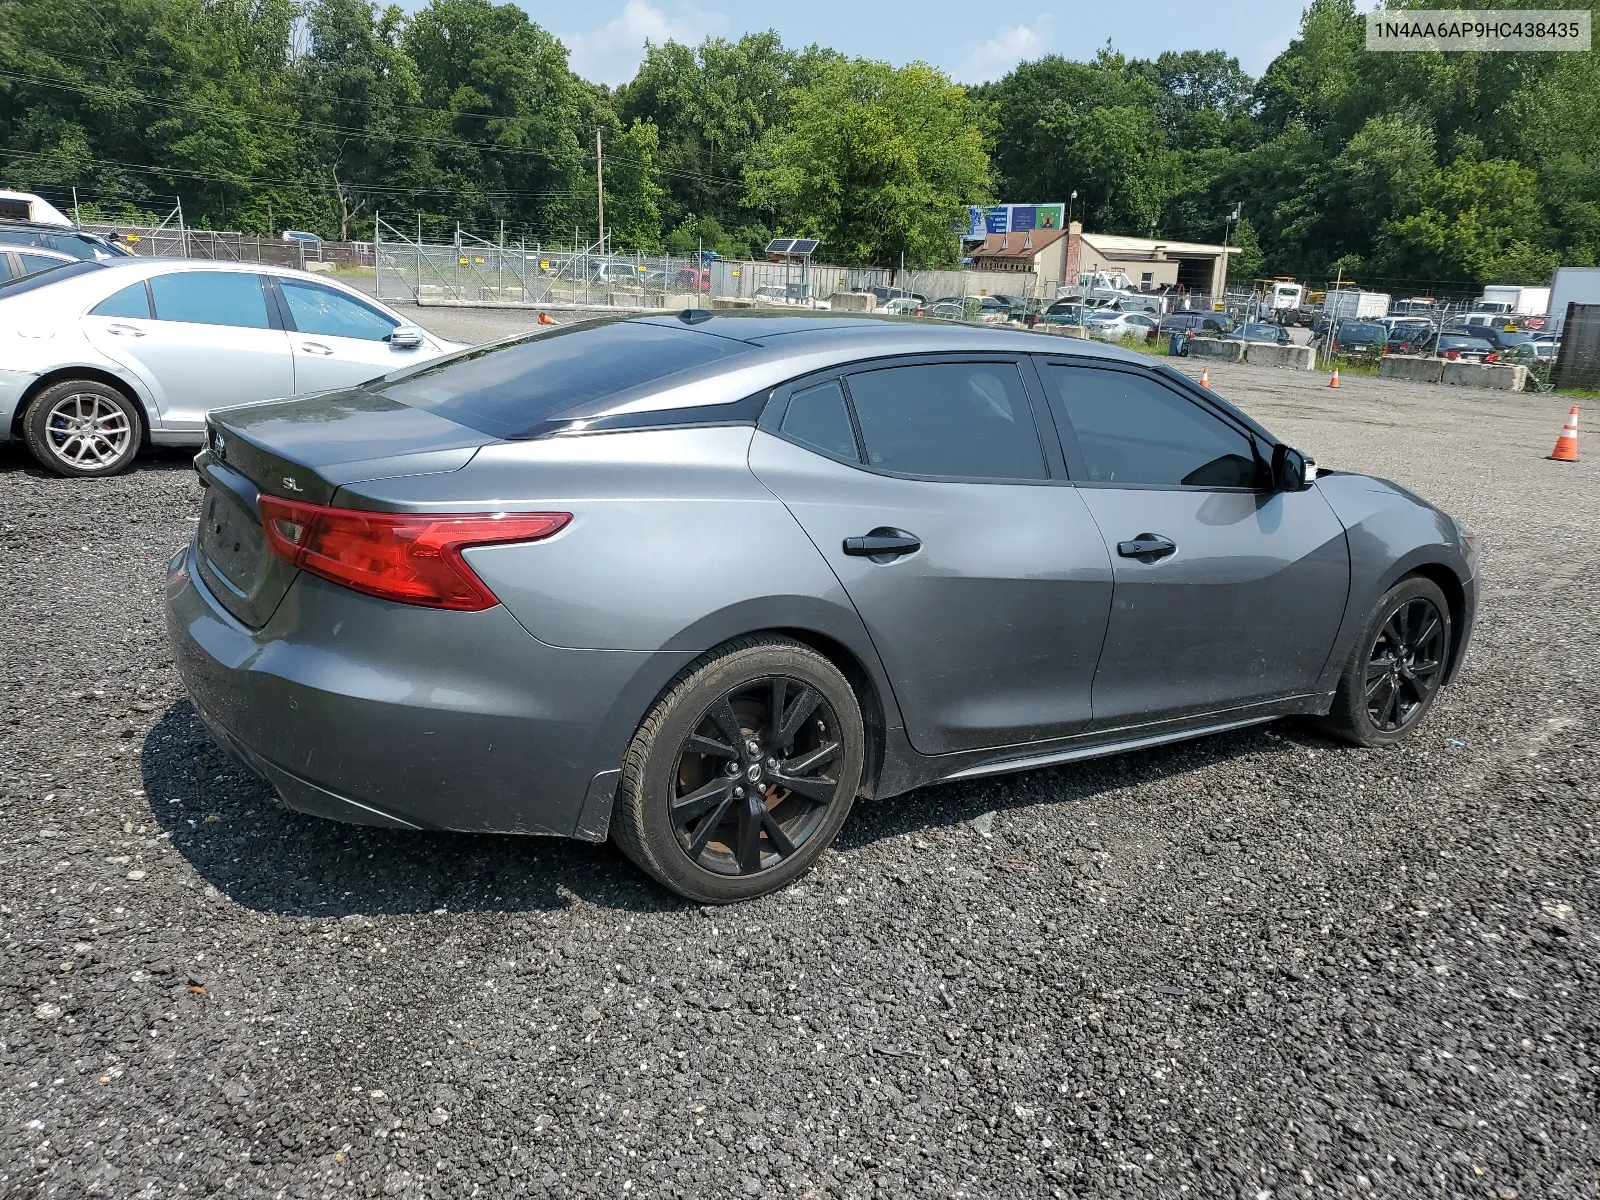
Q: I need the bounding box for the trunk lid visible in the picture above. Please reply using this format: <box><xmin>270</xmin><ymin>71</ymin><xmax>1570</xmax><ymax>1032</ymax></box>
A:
<box><xmin>195</xmin><ymin>388</ymin><xmax>496</xmax><ymax>627</ymax></box>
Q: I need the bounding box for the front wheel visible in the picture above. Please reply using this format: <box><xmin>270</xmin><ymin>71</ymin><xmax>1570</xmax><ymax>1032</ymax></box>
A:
<box><xmin>1319</xmin><ymin>576</ymin><xmax>1452</xmax><ymax>747</ymax></box>
<box><xmin>612</xmin><ymin>637</ymin><xmax>866</xmax><ymax>904</ymax></box>
<box><xmin>23</xmin><ymin>379</ymin><xmax>143</xmax><ymax>478</ymax></box>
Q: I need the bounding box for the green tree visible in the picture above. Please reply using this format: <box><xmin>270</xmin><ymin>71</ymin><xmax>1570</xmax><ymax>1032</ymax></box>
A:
<box><xmin>743</xmin><ymin>58</ymin><xmax>990</xmax><ymax>267</ymax></box>
<box><xmin>402</xmin><ymin>0</ymin><xmax>586</xmax><ymax>239</ymax></box>
<box><xmin>1375</xmin><ymin>156</ymin><xmax>1547</xmax><ymax>282</ymax></box>
<box><xmin>301</xmin><ymin>0</ymin><xmax>431</xmax><ymax>239</ymax></box>
<box><xmin>619</xmin><ymin>32</ymin><xmax>798</xmax><ymax>234</ymax></box>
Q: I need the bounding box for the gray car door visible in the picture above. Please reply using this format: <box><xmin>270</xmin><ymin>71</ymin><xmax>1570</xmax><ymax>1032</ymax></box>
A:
<box><xmin>748</xmin><ymin>356</ymin><xmax>1114</xmax><ymax>756</ymax></box>
<box><xmin>1037</xmin><ymin>359</ymin><xmax>1350</xmax><ymax>729</ymax></box>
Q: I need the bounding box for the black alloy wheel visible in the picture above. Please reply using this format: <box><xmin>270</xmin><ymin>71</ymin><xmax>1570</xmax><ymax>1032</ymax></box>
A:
<box><xmin>1320</xmin><ymin>575</ymin><xmax>1453</xmax><ymax>747</ymax></box>
<box><xmin>1364</xmin><ymin>595</ymin><xmax>1446</xmax><ymax>732</ymax></box>
<box><xmin>611</xmin><ymin>636</ymin><xmax>866</xmax><ymax>903</ymax></box>
<box><xmin>669</xmin><ymin>677</ymin><xmax>842</xmax><ymax>876</ymax></box>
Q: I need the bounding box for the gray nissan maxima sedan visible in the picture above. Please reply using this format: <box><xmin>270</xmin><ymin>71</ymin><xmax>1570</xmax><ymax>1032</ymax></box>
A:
<box><xmin>166</xmin><ymin>313</ymin><xmax>1477</xmax><ymax>903</ymax></box>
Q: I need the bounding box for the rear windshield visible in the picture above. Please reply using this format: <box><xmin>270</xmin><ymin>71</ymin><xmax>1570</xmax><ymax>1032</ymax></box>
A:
<box><xmin>370</xmin><ymin>318</ymin><xmax>756</xmax><ymax>439</ymax></box>
<box><xmin>1439</xmin><ymin>336</ymin><xmax>1491</xmax><ymax>350</ymax></box>
<box><xmin>1338</xmin><ymin>322</ymin><xmax>1385</xmax><ymax>340</ymax></box>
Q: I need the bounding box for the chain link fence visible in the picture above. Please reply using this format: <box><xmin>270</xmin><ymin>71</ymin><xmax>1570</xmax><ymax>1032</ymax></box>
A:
<box><xmin>80</xmin><ymin>223</ymin><xmax>375</xmax><ymax>270</ymax></box>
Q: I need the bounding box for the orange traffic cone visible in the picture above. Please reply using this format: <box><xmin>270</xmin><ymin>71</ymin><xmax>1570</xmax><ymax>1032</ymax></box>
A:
<box><xmin>537</xmin><ymin>311</ymin><xmax>556</xmax><ymax>325</ymax></box>
<box><xmin>1328</xmin><ymin>367</ymin><xmax>1341</xmax><ymax>388</ymax></box>
<box><xmin>1199</xmin><ymin>366</ymin><xmax>1210</xmax><ymax>389</ymax></box>
<box><xmin>1549</xmin><ymin>405</ymin><xmax>1580</xmax><ymax>462</ymax></box>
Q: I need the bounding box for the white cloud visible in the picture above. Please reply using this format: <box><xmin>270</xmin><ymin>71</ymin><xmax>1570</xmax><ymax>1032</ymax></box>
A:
<box><xmin>958</xmin><ymin>21</ymin><xmax>1051</xmax><ymax>83</ymax></box>
<box><xmin>560</xmin><ymin>0</ymin><xmax>727</xmax><ymax>86</ymax></box>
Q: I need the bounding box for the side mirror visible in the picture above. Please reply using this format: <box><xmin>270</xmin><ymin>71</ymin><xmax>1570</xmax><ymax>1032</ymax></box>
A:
<box><xmin>388</xmin><ymin>324</ymin><xmax>425</xmax><ymax>349</ymax></box>
<box><xmin>1271</xmin><ymin>443</ymin><xmax>1316</xmax><ymax>491</ymax></box>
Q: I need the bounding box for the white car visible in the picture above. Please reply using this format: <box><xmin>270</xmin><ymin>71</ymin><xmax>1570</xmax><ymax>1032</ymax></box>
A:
<box><xmin>0</xmin><ymin>259</ymin><xmax>463</xmax><ymax>478</ymax></box>
<box><xmin>1084</xmin><ymin>311</ymin><xmax>1159</xmax><ymax>342</ymax></box>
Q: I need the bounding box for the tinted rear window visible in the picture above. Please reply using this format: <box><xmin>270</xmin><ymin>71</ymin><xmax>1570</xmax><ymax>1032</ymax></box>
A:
<box><xmin>1338</xmin><ymin>322</ymin><xmax>1385</xmax><ymax>340</ymax></box>
<box><xmin>0</xmin><ymin>258</ymin><xmax>102</xmax><ymax>299</ymax></box>
<box><xmin>371</xmin><ymin>319</ymin><xmax>756</xmax><ymax>439</ymax></box>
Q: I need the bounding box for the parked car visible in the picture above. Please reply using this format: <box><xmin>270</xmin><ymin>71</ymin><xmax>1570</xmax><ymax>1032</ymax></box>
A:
<box><xmin>1278</xmin><ymin>307</ymin><xmax>1317</xmax><ymax>327</ymax></box>
<box><xmin>167</xmin><ymin>313</ymin><xmax>1477</xmax><ymax>903</ymax></box>
<box><xmin>1443</xmin><ymin>323</ymin><xmax>1532</xmax><ymax>354</ymax></box>
<box><xmin>0</xmin><ymin>259</ymin><xmax>463</xmax><ymax>477</ymax></box>
<box><xmin>280</xmin><ymin>230</ymin><xmax>323</xmax><ymax>244</ymax></box>
<box><xmin>1502</xmin><ymin>340</ymin><xmax>1557</xmax><ymax>364</ymax></box>
<box><xmin>1383</xmin><ymin>328</ymin><xmax>1430</xmax><ymax>356</ymax></box>
<box><xmin>1330</xmin><ymin>320</ymin><xmax>1387</xmax><ymax>355</ymax></box>
<box><xmin>1159</xmin><ymin>311</ymin><xmax>1234</xmax><ymax>338</ymax></box>
<box><xmin>929</xmin><ymin>295</ymin><xmax>1010</xmax><ymax>323</ymax></box>
<box><xmin>1238</xmin><ymin>322</ymin><xmax>1291</xmax><ymax>345</ymax></box>
<box><xmin>1084</xmin><ymin>311</ymin><xmax>1159</xmax><ymax>342</ymax></box>
<box><xmin>671</xmin><ymin>265</ymin><xmax>711</xmax><ymax>293</ymax></box>
<box><xmin>881</xmin><ymin>297</ymin><xmax>924</xmax><ymax>316</ymax></box>
<box><xmin>923</xmin><ymin>299</ymin><xmax>967</xmax><ymax>321</ymax></box>
<box><xmin>1041</xmin><ymin>299</ymin><xmax>1095</xmax><ymax>327</ymax></box>
<box><xmin>869</xmin><ymin>286</ymin><xmax>927</xmax><ymax>307</ymax></box>
<box><xmin>0</xmin><ymin>245</ymin><xmax>78</xmax><ymax>282</ymax></box>
<box><xmin>1420</xmin><ymin>332</ymin><xmax>1499</xmax><ymax>361</ymax></box>
<box><xmin>984</xmin><ymin>294</ymin><xmax>1027</xmax><ymax>318</ymax></box>
<box><xmin>0</xmin><ymin>218</ymin><xmax>132</xmax><ymax>261</ymax></box>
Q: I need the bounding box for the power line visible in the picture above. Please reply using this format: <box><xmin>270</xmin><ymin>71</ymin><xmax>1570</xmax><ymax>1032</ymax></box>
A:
<box><xmin>0</xmin><ymin>146</ymin><xmax>601</xmax><ymax>201</ymax></box>
<box><xmin>0</xmin><ymin>62</ymin><xmax>750</xmax><ymax>190</ymax></box>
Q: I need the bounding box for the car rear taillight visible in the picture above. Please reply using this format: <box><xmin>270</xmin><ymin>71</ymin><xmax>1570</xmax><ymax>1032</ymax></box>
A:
<box><xmin>1486</xmin><ymin>353</ymin><xmax>1498</xmax><ymax>362</ymax></box>
<box><xmin>258</xmin><ymin>497</ymin><xmax>570</xmax><ymax>611</ymax></box>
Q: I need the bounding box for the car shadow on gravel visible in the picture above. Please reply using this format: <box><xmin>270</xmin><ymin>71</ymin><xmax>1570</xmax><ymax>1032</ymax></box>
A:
<box><xmin>142</xmin><ymin>698</ymin><xmax>1325</xmax><ymax>918</ymax></box>
<box><xmin>139</xmin><ymin>701</ymin><xmax>685</xmax><ymax>918</ymax></box>
<box><xmin>0</xmin><ymin>441</ymin><xmax>198</xmax><ymax>478</ymax></box>
<box><xmin>834</xmin><ymin>720</ymin><xmax>1328</xmax><ymax>852</ymax></box>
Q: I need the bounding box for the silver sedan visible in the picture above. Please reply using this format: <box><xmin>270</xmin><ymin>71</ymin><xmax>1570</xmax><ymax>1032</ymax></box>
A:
<box><xmin>0</xmin><ymin>259</ymin><xmax>461</xmax><ymax>477</ymax></box>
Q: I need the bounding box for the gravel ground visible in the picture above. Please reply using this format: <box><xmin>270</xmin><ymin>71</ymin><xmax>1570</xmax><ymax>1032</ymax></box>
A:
<box><xmin>1</xmin><ymin>360</ymin><xmax>1596</xmax><ymax>1199</ymax></box>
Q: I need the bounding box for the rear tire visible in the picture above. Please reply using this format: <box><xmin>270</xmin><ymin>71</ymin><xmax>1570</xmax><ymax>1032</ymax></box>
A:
<box><xmin>1319</xmin><ymin>575</ymin><xmax>1452</xmax><ymax>747</ymax></box>
<box><xmin>612</xmin><ymin>636</ymin><xmax>865</xmax><ymax>904</ymax></box>
<box><xmin>23</xmin><ymin>379</ymin><xmax>142</xmax><ymax>478</ymax></box>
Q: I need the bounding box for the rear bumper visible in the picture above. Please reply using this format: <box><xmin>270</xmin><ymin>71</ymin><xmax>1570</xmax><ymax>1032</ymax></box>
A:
<box><xmin>164</xmin><ymin>542</ymin><xmax>694</xmax><ymax>837</ymax></box>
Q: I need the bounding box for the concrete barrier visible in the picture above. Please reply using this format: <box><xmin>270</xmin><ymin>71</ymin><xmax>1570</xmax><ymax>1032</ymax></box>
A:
<box><xmin>828</xmin><ymin>291</ymin><xmax>877</xmax><ymax>313</ymax></box>
<box><xmin>1441</xmin><ymin>361</ymin><xmax>1528</xmax><ymax>391</ymax></box>
<box><xmin>1379</xmin><ymin>355</ymin><xmax>1445</xmax><ymax>384</ymax></box>
<box><xmin>1244</xmin><ymin>343</ymin><xmax>1316</xmax><ymax>370</ymax></box>
<box><xmin>711</xmin><ymin>297</ymin><xmax>756</xmax><ymax>309</ymax></box>
<box><xmin>1187</xmin><ymin>338</ymin><xmax>1245</xmax><ymax>362</ymax></box>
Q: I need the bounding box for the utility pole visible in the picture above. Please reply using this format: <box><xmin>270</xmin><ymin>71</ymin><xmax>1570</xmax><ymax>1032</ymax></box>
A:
<box><xmin>1219</xmin><ymin>202</ymin><xmax>1241</xmax><ymax>310</ymax></box>
<box><xmin>595</xmin><ymin>128</ymin><xmax>605</xmax><ymax>254</ymax></box>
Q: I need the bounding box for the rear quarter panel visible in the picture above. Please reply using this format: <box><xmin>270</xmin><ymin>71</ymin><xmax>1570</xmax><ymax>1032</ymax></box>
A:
<box><xmin>338</xmin><ymin>424</ymin><xmax>904</xmax><ymax>728</ymax></box>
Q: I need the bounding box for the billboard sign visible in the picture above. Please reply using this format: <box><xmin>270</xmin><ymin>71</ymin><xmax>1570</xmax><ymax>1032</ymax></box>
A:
<box><xmin>956</xmin><ymin>203</ymin><xmax>1067</xmax><ymax>239</ymax></box>
<box><xmin>951</xmin><ymin>206</ymin><xmax>985</xmax><ymax>239</ymax></box>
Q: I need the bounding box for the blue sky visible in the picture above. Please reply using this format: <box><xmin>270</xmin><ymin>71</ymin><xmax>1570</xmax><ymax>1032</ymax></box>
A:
<box><xmin>518</xmin><ymin>0</ymin><xmax>1313</xmax><ymax>87</ymax></box>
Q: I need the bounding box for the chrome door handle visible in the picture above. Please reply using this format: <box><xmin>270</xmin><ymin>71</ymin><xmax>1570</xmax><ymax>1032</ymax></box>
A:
<box><xmin>107</xmin><ymin>324</ymin><xmax>145</xmax><ymax>337</ymax></box>
<box><xmin>1117</xmin><ymin>534</ymin><xmax>1177</xmax><ymax>562</ymax></box>
<box><xmin>300</xmin><ymin>341</ymin><xmax>334</xmax><ymax>355</ymax></box>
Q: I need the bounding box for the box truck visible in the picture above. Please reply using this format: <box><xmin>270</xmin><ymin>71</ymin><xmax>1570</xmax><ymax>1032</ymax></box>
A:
<box><xmin>1476</xmin><ymin>284</ymin><xmax>1550</xmax><ymax>315</ymax></box>
<box><xmin>1323</xmin><ymin>289</ymin><xmax>1391</xmax><ymax>320</ymax></box>
<box><xmin>1547</xmin><ymin>267</ymin><xmax>1600</xmax><ymax>334</ymax></box>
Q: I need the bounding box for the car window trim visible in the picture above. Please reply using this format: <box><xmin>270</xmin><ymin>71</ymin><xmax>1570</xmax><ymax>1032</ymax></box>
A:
<box><xmin>761</xmin><ymin>352</ymin><xmax>1062</xmax><ymax>486</ymax></box>
<box><xmin>1036</xmin><ymin>356</ymin><xmax>1273</xmax><ymax>493</ymax></box>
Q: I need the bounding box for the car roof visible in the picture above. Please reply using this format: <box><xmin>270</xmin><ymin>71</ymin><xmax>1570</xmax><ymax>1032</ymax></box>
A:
<box><xmin>533</xmin><ymin>312</ymin><xmax>1149</xmax><ymax>423</ymax></box>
